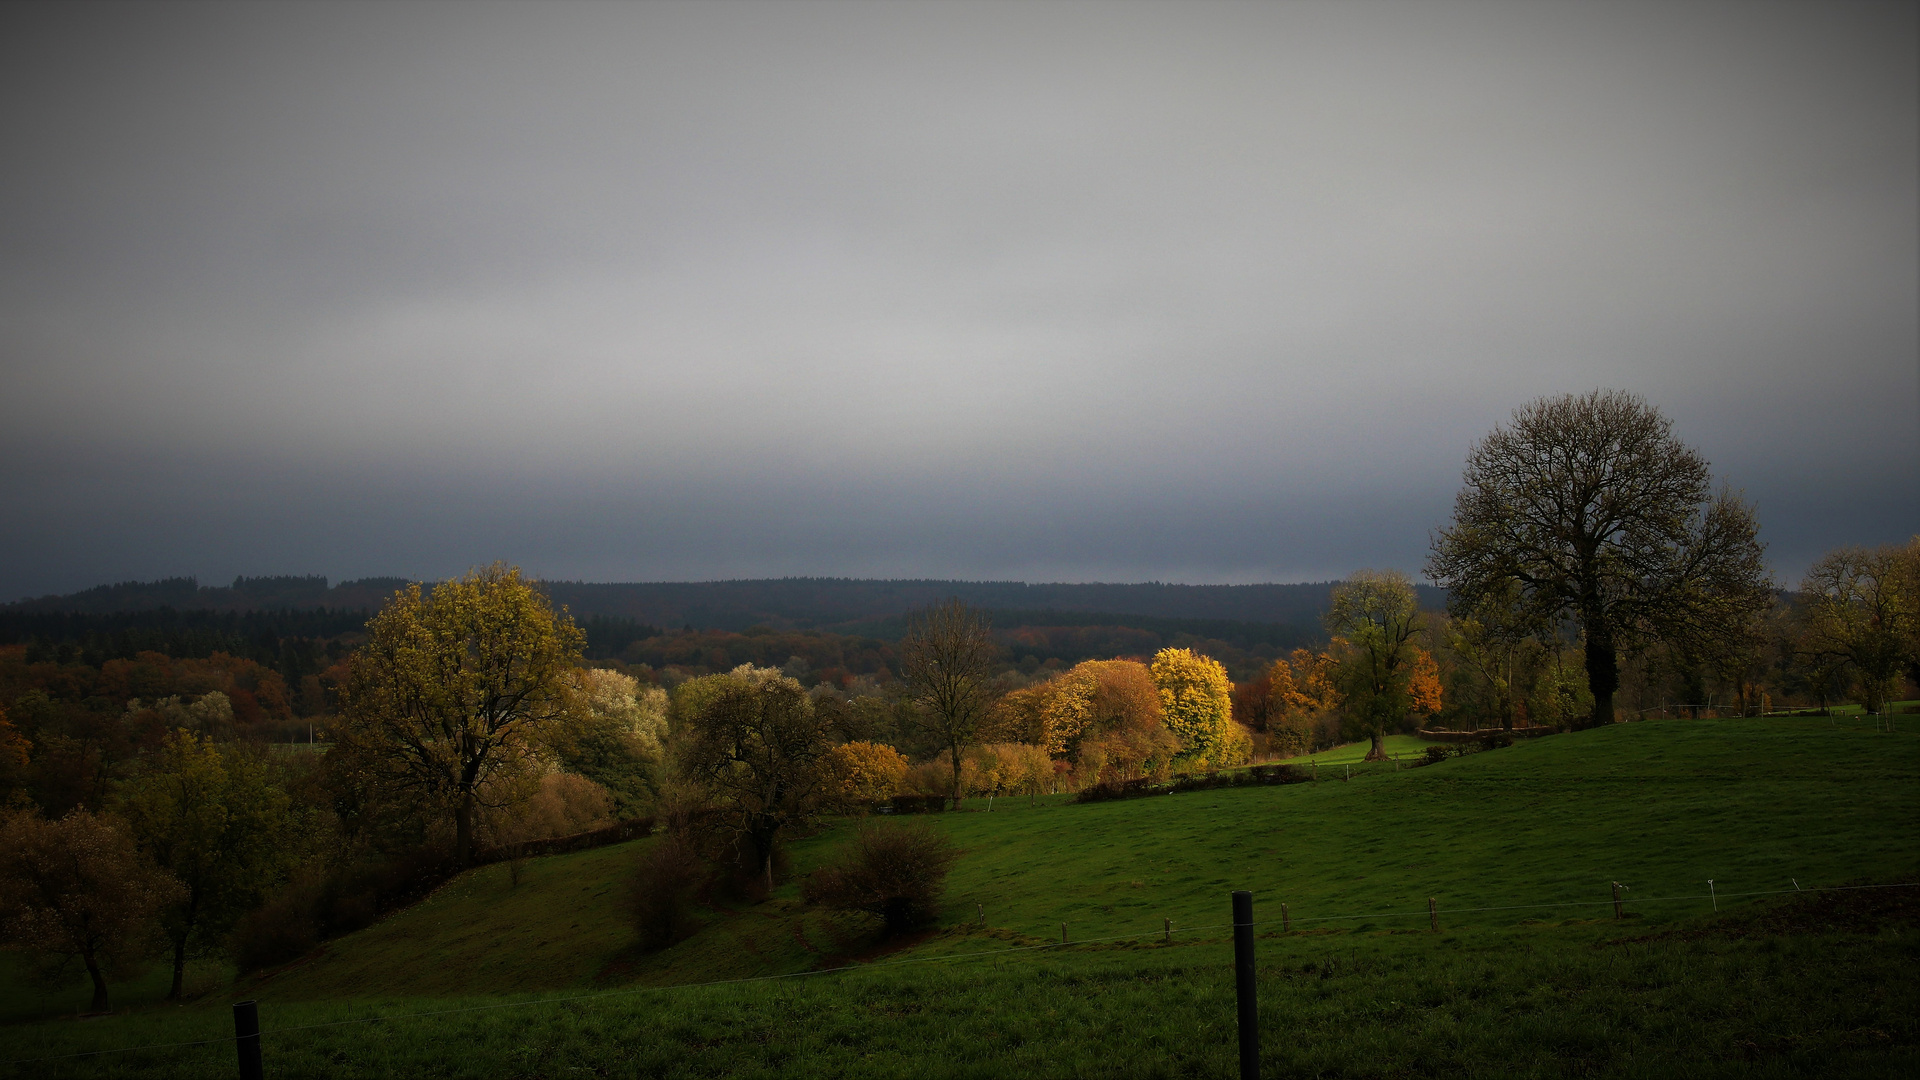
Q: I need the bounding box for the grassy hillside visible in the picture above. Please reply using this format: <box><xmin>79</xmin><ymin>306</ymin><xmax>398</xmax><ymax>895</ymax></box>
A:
<box><xmin>2</xmin><ymin>717</ymin><xmax>1915</xmax><ymax>1077</ymax></box>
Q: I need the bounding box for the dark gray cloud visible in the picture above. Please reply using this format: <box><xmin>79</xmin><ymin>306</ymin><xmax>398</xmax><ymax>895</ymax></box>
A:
<box><xmin>1</xmin><ymin>0</ymin><xmax>1913</xmax><ymax>600</ymax></box>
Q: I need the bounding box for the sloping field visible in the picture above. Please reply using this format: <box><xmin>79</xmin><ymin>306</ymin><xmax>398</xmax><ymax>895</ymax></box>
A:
<box><xmin>3</xmin><ymin>717</ymin><xmax>1916</xmax><ymax>1077</ymax></box>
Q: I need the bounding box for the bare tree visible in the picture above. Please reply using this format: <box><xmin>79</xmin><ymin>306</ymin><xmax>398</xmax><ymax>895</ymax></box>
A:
<box><xmin>900</xmin><ymin>599</ymin><xmax>997</xmax><ymax>807</ymax></box>
<box><xmin>1797</xmin><ymin>543</ymin><xmax>1918</xmax><ymax>714</ymax></box>
<box><xmin>1427</xmin><ymin>390</ymin><xmax>1771</xmax><ymax>729</ymax></box>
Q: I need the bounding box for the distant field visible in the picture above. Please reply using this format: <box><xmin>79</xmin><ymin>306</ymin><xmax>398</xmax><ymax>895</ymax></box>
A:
<box><xmin>3</xmin><ymin>717</ymin><xmax>1916</xmax><ymax>1077</ymax></box>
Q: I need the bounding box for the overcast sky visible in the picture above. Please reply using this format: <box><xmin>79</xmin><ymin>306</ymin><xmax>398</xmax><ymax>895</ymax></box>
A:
<box><xmin>1</xmin><ymin>0</ymin><xmax>1913</xmax><ymax>601</ymax></box>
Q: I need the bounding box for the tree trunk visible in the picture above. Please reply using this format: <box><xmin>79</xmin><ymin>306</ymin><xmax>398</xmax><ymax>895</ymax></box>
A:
<box><xmin>455</xmin><ymin>789</ymin><xmax>475</xmax><ymax>867</ymax></box>
<box><xmin>169</xmin><ymin>934</ymin><xmax>187</xmax><ymax>1000</ymax></box>
<box><xmin>949</xmin><ymin>748</ymin><xmax>964</xmax><ymax>809</ymax></box>
<box><xmin>83</xmin><ymin>951</ymin><xmax>109</xmax><ymax>1013</ymax></box>
<box><xmin>1365</xmin><ymin>730</ymin><xmax>1387</xmax><ymax>761</ymax></box>
<box><xmin>1583</xmin><ymin>626</ymin><xmax>1618</xmax><ymax>730</ymax></box>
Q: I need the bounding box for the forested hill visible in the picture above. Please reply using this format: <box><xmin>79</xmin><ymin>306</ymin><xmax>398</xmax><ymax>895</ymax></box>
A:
<box><xmin>2</xmin><ymin>575</ymin><xmax>412</xmax><ymax>615</ymax></box>
<box><xmin>5</xmin><ymin>576</ymin><xmax>1446</xmax><ymax>633</ymax></box>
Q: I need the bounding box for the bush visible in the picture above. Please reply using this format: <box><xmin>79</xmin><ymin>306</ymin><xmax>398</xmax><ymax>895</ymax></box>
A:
<box><xmin>229</xmin><ymin>872</ymin><xmax>322</xmax><ymax>972</ymax></box>
<box><xmin>888</xmin><ymin>794</ymin><xmax>948</xmax><ymax>814</ymax></box>
<box><xmin>631</xmin><ymin>834</ymin><xmax>705</xmax><ymax>951</ymax></box>
<box><xmin>1423</xmin><ymin>746</ymin><xmax>1451</xmax><ymax>766</ymax></box>
<box><xmin>1071</xmin><ymin>764</ymin><xmax>1307</xmax><ymax>803</ymax></box>
<box><xmin>801</xmin><ymin>820</ymin><xmax>958</xmax><ymax>935</ymax></box>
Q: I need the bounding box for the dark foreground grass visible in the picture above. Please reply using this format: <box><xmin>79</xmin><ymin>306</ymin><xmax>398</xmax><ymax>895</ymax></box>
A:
<box><xmin>1</xmin><ymin>717</ymin><xmax>1914</xmax><ymax>1076</ymax></box>
<box><xmin>3</xmin><ymin>886</ymin><xmax>1915</xmax><ymax>1079</ymax></box>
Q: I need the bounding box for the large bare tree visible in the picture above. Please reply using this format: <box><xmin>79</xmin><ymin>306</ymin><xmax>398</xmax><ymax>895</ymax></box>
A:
<box><xmin>900</xmin><ymin>599</ymin><xmax>997</xmax><ymax>807</ymax></box>
<box><xmin>1427</xmin><ymin>390</ymin><xmax>1770</xmax><ymax>729</ymax></box>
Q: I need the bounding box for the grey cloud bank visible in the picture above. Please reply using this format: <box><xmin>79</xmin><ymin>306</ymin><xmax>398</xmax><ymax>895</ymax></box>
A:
<box><xmin>1</xmin><ymin>1</ymin><xmax>1913</xmax><ymax>600</ymax></box>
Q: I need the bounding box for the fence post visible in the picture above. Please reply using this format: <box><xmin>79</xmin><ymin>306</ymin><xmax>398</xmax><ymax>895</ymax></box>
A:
<box><xmin>1612</xmin><ymin>881</ymin><xmax>1623</xmax><ymax>920</ymax></box>
<box><xmin>1164</xmin><ymin>917</ymin><xmax>1171</xmax><ymax>943</ymax></box>
<box><xmin>1428</xmin><ymin>897</ymin><xmax>1438</xmax><ymax>932</ymax></box>
<box><xmin>1707</xmin><ymin>880</ymin><xmax>1717</xmax><ymax>912</ymax></box>
<box><xmin>1232</xmin><ymin>891</ymin><xmax>1259</xmax><ymax>1080</ymax></box>
<box><xmin>1281</xmin><ymin>902</ymin><xmax>1289</xmax><ymax>932</ymax></box>
<box><xmin>1061</xmin><ymin>922</ymin><xmax>1068</xmax><ymax>944</ymax></box>
<box><xmin>233</xmin><ymin>1000</ymin><xmax>263</xmax><ymax>1080</ymax></box>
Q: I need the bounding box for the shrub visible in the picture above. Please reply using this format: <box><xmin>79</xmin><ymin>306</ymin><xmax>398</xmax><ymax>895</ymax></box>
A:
<box><xmin>888</xmin><ymin>793</ymin><xmax>948</xmax><ymax>813</ymax></box>
<box><xmin>802</xmin><ymin>820</ymin><xmax>958</xmax><ymax>935</ymax></box>
<box><xmin>631</xmin><ymin>834</ymin><xmax>705</xmax><ymax>951</ymax></box>
<box><xmin>1423</xmin><ymin>745</ymin><xmax>1451</xmax><ymax>766</ymax></box>
<box><xmin>230</xmin><ymin>871</ymin><xmax>322</xmax><ymax>972</ymax></box>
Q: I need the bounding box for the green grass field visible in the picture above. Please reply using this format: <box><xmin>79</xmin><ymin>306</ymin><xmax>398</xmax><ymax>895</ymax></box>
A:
<box><xmin>2</xmin><ymin>716</ymin><xmax>1916</xmax><ymax>1077</ymax></box>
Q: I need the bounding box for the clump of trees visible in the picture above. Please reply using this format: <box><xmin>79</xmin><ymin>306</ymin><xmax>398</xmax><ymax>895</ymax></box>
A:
<box><xmin>1796</xmin><ymin>541</ymin><xmax>1919</xmax><ymax>715</ymax></box>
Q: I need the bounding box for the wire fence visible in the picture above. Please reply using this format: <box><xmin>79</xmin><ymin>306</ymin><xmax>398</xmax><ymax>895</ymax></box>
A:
<box><xmin>9</xmin><ymin>878</ymin><xmax>1915</xmax><ymax>1070</ymax></box>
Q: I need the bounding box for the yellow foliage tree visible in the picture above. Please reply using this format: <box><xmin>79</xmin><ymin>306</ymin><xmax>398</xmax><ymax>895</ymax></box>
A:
<box><xmin>335</xmin><ymin>564</ymin><xmax>584</xmax><ymax>866</ymax></box>
<box><xmin>823</xmin><ymin>741</ymin><xmax>910</xmax><ymax>808</ymax></box>
<box><xmin>1150</xmin><ymin>648</ymin><xmax>1245</xmax><ymax>769</ymax></box>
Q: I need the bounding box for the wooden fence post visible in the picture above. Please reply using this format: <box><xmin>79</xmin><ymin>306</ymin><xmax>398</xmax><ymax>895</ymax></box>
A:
<box><xmin>1281</xmin><ymin>902</ymin><xmax>1289</xmax><ymax>932</ymax></box>
<box><xmin>1061</xmin><ymin>922</ymin><xmax>1068</xmax><ymax>944</ymax></box>
<box><xmin>1232</xmin><ymin>891</ymin><xmax>1259</xmax><ymax>1080</ymax></box>
<box><xmin>233</xmin><ymin>1000</ymin><xmax>263</xmax><ymax>1080</ymax></box>
<box><xmin>1164</xmin><ymin>917</ymin><xmax>1171</xmax><ymax>943</ymax></box>
<box><xmin>1612</xmin><ymin>881</ymin><xmax>1623</xmax><ymax>920</ymax></box>
<box><xmin>1428</xmin><ymin>898</ymin><xmax>1438</xmax><ymax>932</ymax></box>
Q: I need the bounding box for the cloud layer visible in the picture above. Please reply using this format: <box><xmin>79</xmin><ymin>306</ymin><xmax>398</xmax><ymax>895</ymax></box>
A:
<box><xmin>2</xmin><ymin>1</ymin><xmax>1913</xmax><ymax>599</ymax></box>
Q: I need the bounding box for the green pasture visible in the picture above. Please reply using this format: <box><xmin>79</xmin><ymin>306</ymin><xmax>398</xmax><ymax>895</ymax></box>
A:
<box><xmin>1274</xmin><ymin>732</ymin><xmax>1442</xmax><ymax>767</ymax></box>
<box><xmin>2</xmin><ymin>716</ymin><xmax>1916</xmax><ymax>1077</ymax></box>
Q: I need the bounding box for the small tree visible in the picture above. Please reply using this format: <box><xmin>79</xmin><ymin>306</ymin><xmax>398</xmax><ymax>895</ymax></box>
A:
<box><xmin>334</xmin><ymin>564</ymin><xmax>585</xmax><ymax>866</ymax></box>
<box><xmin>900</xmin><ymin>600</ymin><xmax>998</xmax><ymax>808</ymax></box>
<box><xmin>1326</xmin><ymin>570</ymin><xmax>1429</xmax><ymax>761</ymax></box>
<box><xmin>1151</xmin><ymin>647</ymin><xmax>1242</xmax><ymax>769</ymax></box>
<box><xmin>551</xmin><ymin>667</ymin><xmax>668</xmax><ymax>816</ymax></box>
<box><xmin>802</xmin><ymin>820</ymin><xmax>958</xmax><ymax>935</ymax></box>
<box><xmin>116</xmin><ymin>731</ymin><xmax>300</xmax><ymax>999</ymax></box>
<box><xmin>0</xmin><ymin>809</ymin><xmax>182</xmax><ymax>1013</ymax></box>
<box><xmin>678</xmin><ymin>667</ymin><xmax>834</xmax><ymax>893</ymax></box>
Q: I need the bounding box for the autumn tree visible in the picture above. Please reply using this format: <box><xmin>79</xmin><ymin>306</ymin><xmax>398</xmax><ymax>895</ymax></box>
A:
<box><xmin>900</xmin><ymin>600</ymin><xmax>998</xmax><ymax>807</ymax></box>
<box><xmin>1797</xmin><ymin>542</ymin><xmax>1918</xmax><ymax>714</ymax></box>
<box><xmin>1427</xmin><ymin>390</ymin><xmax>1771</xmax><ymax>729</ymax></box>
<box><xmin>1326</xmin><ymin>570</ymin><xmax>1434</xmax><ymax>760</ymax></box>
<box><xmin>0</xmin><ymin>809</ymin><xmax>181</xmax><ymax>1013</ymax></box>
<box><xmin>333</xmin><ymin>564</ymin><xmax>585</xmax><ymax>866</ymax></box>
<box><xmin>1150</xmin><ymin>648</ymin><xmax>1247</xmax><ymax>769</ymax></box>
<box><xmin>822</xmin><ymin>740</ymin><xmax>910</xmax><ymax>809</ymax></box>
<box><xmin>116</xmin><ymin>731</ymin><xmax>301</xmax><ymax>999</ymax></box>
<box><xmin>551</xmin><ymin>667</ymin><xmax>668</xmax><ymax>816</ymax></box>
<box><xmin>678</xmin><ymin>666</ymin><xmax>835</xmax><ymax>892</ymax></box>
